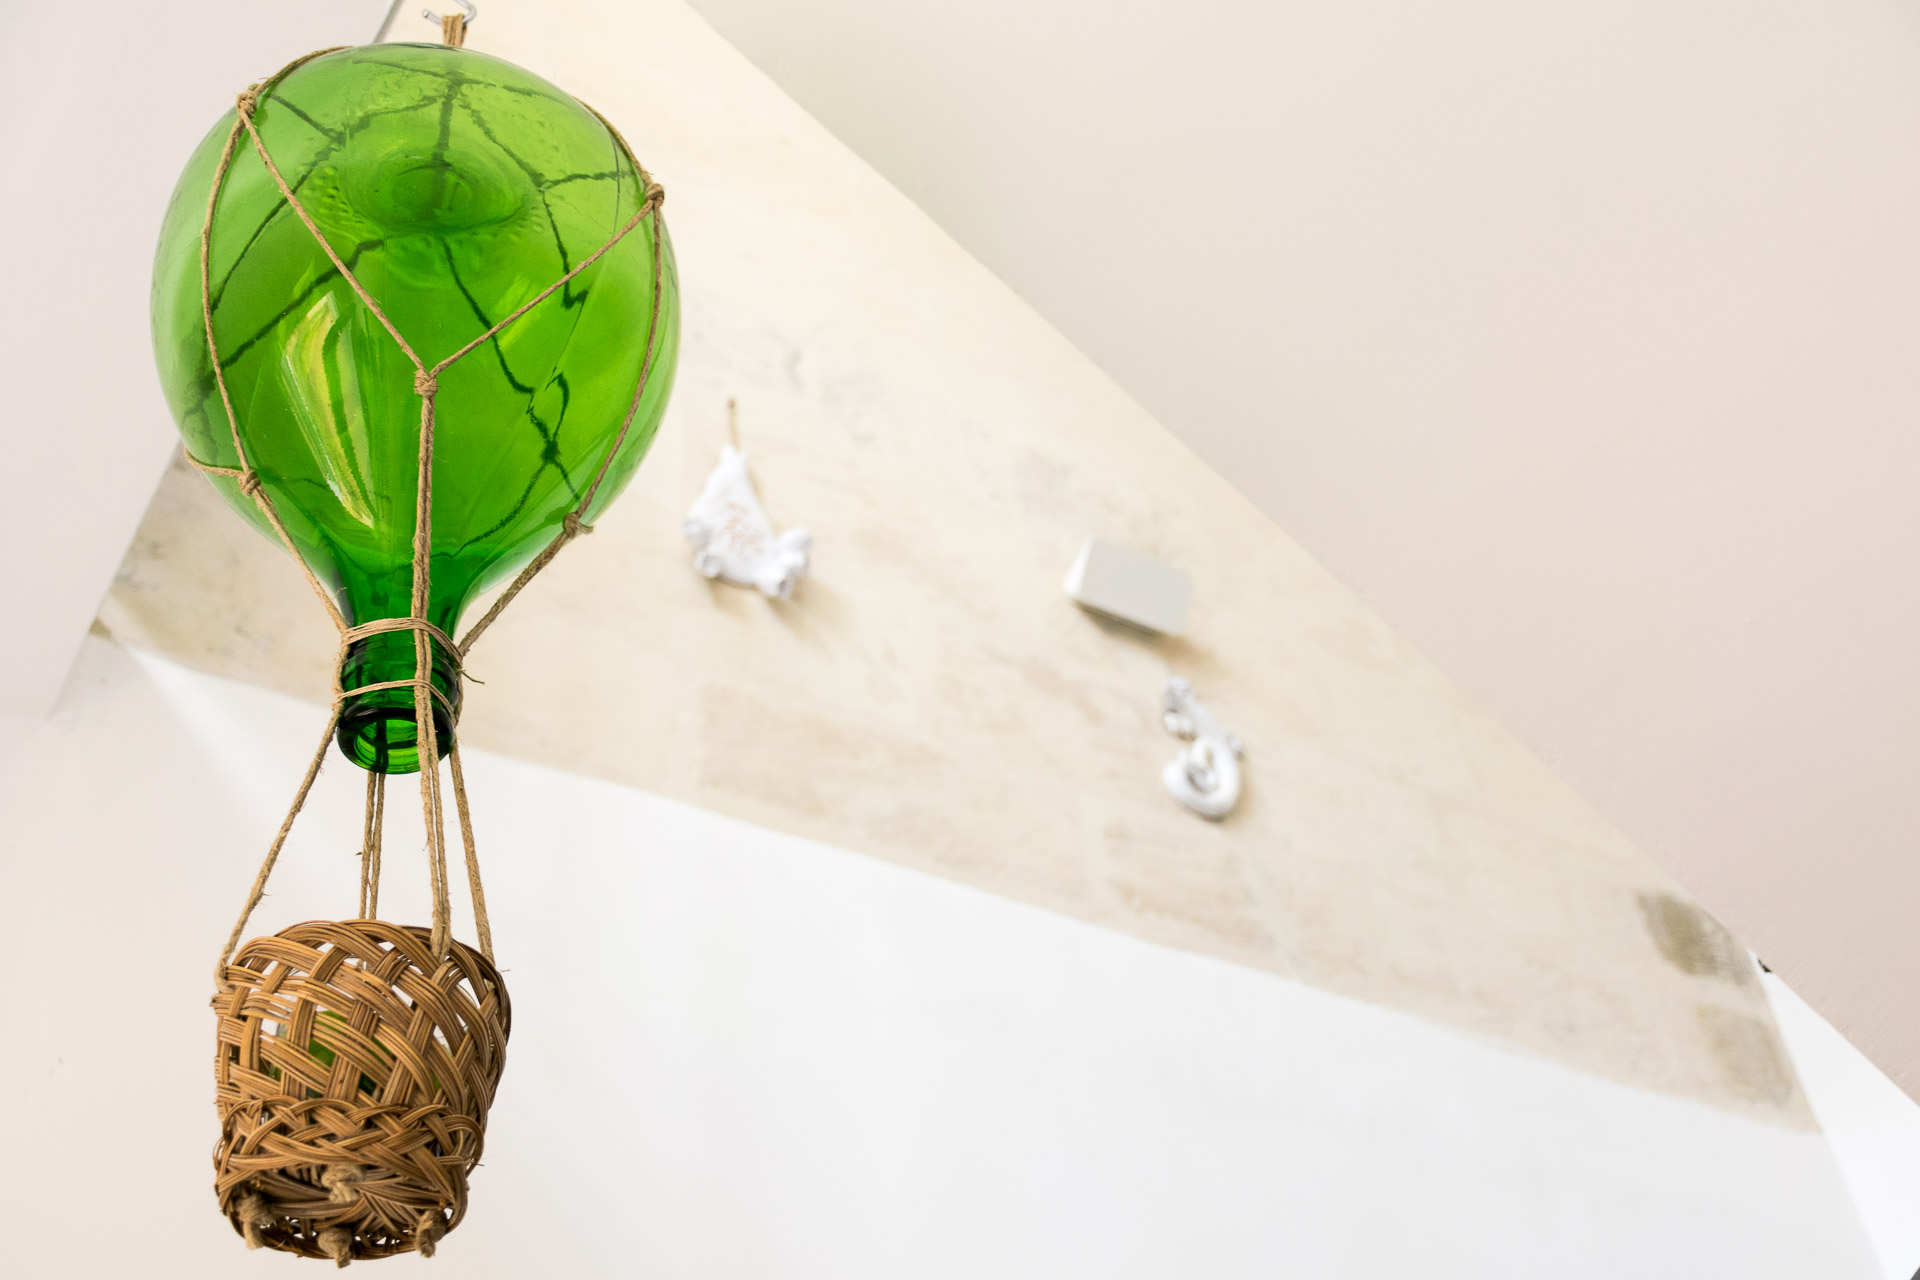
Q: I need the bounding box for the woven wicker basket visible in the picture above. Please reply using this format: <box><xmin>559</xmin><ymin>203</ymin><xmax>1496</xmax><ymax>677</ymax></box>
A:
<box><xmin>211</xmin><ymin>920</ymin><xmax>511</xmax><ymax>1264</ymax></box>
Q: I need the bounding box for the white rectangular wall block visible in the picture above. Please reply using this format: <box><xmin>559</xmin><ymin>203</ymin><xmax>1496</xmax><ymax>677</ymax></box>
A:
<box><xmin>1064</xmin><ymin>537</ymin><xmax>1192</xmax><ymax>635</ymax></box>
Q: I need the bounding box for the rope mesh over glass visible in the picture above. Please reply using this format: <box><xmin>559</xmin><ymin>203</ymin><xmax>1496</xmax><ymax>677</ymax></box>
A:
<box><xmin>182</xmin><ymin>33</ymin><xmax>671</xmax><ymax>1266</ymax></box>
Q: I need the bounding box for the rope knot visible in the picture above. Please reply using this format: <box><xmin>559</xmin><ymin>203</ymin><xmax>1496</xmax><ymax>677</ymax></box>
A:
<box><xmin>644</xmin><ymin>182</ymin><xmax>666</xmax><ymax>211</ymax></box>
<box><xmin>237</xmin><ymin>1190</ymin><xmax>274</xmax><ymax>1249</ymax></box>
<box><xmin>236</xmin><ymin>87</ymin><xmax>260</xmax><ymax>117</ymax></box>
<box><xmin>415</xmin><ymin>1209</ymin><xmax>449</xmax><ymax>1258</ymax></box>
<box><xmin>238</xmin><ymin>470</ymin><xmax>265</xmax><ymax>499</ymax></box>
<box><xmin>322</xmin><ymin>1164</ymin><xmax>365</xmax><ymax>1205</ymax></box>
<box><xmin>562</xmin><ymin>511</ymin><xmax>594</xmax><ymax>538</ymax></box>
<box><xmin>318</xmin><ymin>1225</ymin><xmax>354</xmax><ymax>1268</ymax></box>
<box><xmin>413</xmin><ymin>369</ymin><xmax>438</xmax><ymax>396</ymax></box>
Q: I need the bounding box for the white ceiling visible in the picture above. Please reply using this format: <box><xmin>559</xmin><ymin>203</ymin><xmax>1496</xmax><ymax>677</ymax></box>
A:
<box><xmin>681</xmin><ymin>0</ymin><xmax>1920</xmax><ymax>1095</ymax></box>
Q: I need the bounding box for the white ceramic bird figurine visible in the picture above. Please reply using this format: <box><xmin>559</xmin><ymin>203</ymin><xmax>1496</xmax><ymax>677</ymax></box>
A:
<box><xmin>1161</xmin><ymin>676</ymin><xmax>1244</xmax><ymax>820</ymax></box>
<box><xmin>682</xmin><ymin>445</ymin><xmax>812</xmax><ymax>599</ymax></box>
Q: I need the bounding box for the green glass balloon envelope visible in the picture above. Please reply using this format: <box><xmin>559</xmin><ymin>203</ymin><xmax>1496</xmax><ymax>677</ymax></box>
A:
<box><xmin>151</xmin><ymin>43</ymin><xmax>680</xmax><ymax>774</ymax></box>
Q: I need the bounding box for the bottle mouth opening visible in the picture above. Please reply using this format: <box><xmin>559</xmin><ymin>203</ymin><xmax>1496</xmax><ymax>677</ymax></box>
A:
<box><xmin>335</xmin><ymin>631</ymin><xmax>463</xmax><ymax>775</ymax></box>
<box><xmin>336</xmin><ymin>698</ymin><xmax>457</xmax><ymax>776</ymax></box>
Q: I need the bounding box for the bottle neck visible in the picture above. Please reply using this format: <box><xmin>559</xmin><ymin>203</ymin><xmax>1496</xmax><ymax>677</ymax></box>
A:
<box><xmin>334</xmin><ymin>627</ymin><xmax>463</xmax><ymax>775</ymax></box>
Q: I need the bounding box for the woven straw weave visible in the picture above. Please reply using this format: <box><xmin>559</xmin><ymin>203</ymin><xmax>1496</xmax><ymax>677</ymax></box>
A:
<box><xmin>211</xmin><ymin>920</ymin><xmax>510</xmax><ymax>1263</ymax></box>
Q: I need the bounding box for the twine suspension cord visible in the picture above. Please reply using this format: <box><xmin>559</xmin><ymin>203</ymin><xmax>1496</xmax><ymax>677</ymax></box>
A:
<box><xmin>457</xmin><ymin>201</ymin><xmax>665</xmax><ymax>647</ymax></box>
<box><xmin>432</xmin><ymin>197</ymin><xmax>658</xmax><ymax>377</ymax></box>
<box><xmin>447</xmin><ymin>738</ymin><xmax>494</xmax><ymax>960</ymax></box>
<box><xmin>409</xmin><ymin>380</ymin><xmax>456</xmax><ymax>960</ymax></box>
<box><xmin>457</xmin><ymin>99</ymin><xmax>667</xmax><ymax>655</ymax></box>
<box><xmin>193</xmin><ymin>49</ymin><xmax>351</xmax><ymax>635</ymax></box>
<box><xmin>201</xmin><ymin>47</ymin><xmax>668</xmax><ymax>983</ymax></box>
<box><xmin>239</xmin><ymin>105</ymin><xmax>426</xmax><ymax>372</ymax></box>
<box><xmin>358</xmin><ymin>769</ymin><xmax>387</xmax><ymax>919</ymax></box>
<box><xmin>212</xmin><ymin>707</ymin><xmax>344</xmax><ymax>988</ymax></box>
<box><xmin>209</xmin><ymin>617</ymin><xmax>463</xmax><ymax>987</ymax></box>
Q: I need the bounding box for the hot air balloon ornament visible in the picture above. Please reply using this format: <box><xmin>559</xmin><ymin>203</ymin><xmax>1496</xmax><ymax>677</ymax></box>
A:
<box><xmin>149</xmin><ymin>13</ymin><xmax>677</xmax><ymax>1265</ymax></box>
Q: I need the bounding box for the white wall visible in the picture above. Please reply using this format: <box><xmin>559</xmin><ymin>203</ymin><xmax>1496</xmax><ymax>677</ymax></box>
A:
<box><xmin>679</xmin><ymin>0</ymin><xmax>1920</xmax><ymax>1101</ymax></box>
<box><xmin>0</xmin><ymin>0</ymin><xmax>388</xmax><ymax>715</ymax></box>
<box><xmin>1768</xmin><ymin>973</ymin><xmax>1920</xmax><ymax>1280</ymax></box>
<box><xmin>0</xmin><ymin>637</ymin><xmax>1880</xmax><ymax>1276</ymax></box>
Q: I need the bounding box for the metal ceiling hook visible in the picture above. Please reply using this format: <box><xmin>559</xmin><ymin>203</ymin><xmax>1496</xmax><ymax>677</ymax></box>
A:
<box><xmin>372</xmin><ymin>0</ymin><xmax>476</xmax><ymax>42</ymax></box>
<box><xmin>422</xmin><ymin>0</ymin><xmax>478</xmax><ymax>26</ymax></box>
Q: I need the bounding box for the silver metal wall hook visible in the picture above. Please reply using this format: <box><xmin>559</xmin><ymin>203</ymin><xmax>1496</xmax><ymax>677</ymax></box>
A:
<box><xmin>374</xmin><ymin>0</ymin><xmax>475</xmax><ymax>42</ymax></box>
<box><xmin>1161</xmin><ymin>677</ymin><xmax>1244</xmax><ymax>820</ymax></box>
<box><xmin>422</xmin><ymin>0</ymin><xmax>478</xmax><ymax>26</ymax></box>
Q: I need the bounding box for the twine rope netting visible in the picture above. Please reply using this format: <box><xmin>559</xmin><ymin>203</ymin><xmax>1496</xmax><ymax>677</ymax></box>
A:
<box><xmin>184</xmin><ymin>40</ymin><xmax>668</xmax><ymax>979</ymax></box>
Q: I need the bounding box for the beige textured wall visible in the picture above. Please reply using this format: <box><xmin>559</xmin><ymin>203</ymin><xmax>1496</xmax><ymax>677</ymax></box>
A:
<box><xmin>679</xmin><ymin>0</ymin><xmax>1920</xmax><ymax>1106</ymax></box>
<box><xmin>101</xmin><ymin>0</ymin><xmax>1805</xmax><ymax>1125</ymax></box>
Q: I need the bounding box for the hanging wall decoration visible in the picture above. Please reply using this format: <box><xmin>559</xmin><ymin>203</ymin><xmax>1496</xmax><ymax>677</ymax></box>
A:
<box><xmin>149</xmin><ymin>16</ymin><xmax>678</xmax><ymax>1265</ymax></box>
<box><xmin>1161</xmin><ymin>677</ymin><xmax>1244</xmax><ymax>820</ymax></box>
<box><xmin>683</xmin><ymin>399</ymin><xmax>813</xmax><ymax>599</ymax></box>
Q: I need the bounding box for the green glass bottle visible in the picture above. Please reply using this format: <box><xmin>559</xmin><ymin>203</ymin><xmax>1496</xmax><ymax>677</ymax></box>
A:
<box><xmin>151</xmin><ymin>43</ymin><xmax>679</xmax><ymax>774</ymax></box>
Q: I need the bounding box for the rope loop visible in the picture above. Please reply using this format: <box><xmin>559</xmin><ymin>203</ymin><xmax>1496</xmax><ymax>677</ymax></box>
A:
<box><xmin>238</xmin><ymin>469</ymin><xmax>265</xmax><ymax>499</ymax></box>
<box><xmin>413</xmin><ymin>369</ymin><xmax>438</xmax><ymax>396</ymax></box>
